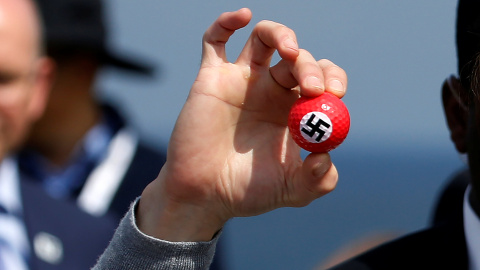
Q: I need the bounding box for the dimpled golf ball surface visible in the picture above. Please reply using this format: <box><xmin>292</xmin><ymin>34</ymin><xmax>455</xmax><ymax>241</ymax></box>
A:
<box><xmin>288</xmin><ymin>92</ymin><xmax>350</xmax><ymax>152</ymax></box>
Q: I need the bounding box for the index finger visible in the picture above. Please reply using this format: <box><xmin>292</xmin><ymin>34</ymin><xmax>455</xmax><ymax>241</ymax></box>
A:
<box><xmin>202</xmin><ymin>8</ymin><xmax>252</xmax><ymax>65</ymax></box>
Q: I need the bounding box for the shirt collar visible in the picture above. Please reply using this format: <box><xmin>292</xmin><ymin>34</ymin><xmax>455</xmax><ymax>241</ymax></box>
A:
<box><xmin>464</xmin><ymin>185</ymin><xmax>480</xmax><ymax>270</ymax></box>
<box><xmin>0</xmin><ymin>157</ymin><xmax>22</xmax><ymax>214</ymax></box>
<box><xmin>19</xmin><ymin>123</ymin><xmax>111</xmax><ymax>199</ymax></box>
<box><xmin>18</xmin><ymin>106</ymin><xmax>123</xmax><ymax>199</ymax></box>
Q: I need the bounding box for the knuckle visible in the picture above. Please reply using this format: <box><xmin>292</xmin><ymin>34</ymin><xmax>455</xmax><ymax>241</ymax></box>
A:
<box><xmin>322</xmin><ymin>61</ymin><xmax>347</xmax><ymax>79</ymax></box>
<box><xmin>256</xmin><ymin>20</ymin><xmax>294</xmax><ymax>37</ymax></box>
<box><xmin>318</xmin><ymin>58</ymin><xmax>335</xmax><ymax>66</ymax></box>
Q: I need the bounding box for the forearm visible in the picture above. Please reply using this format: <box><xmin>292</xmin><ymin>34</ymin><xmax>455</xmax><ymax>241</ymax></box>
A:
<box><xmin>92</xmin><ymin>198</ymin><xmax>220</xmax><ymax>270</ymax></box>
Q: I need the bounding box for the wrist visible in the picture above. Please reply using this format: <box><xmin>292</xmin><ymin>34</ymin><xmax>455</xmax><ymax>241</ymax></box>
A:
<box><xmin>136</xmin><ymin>176</ymin><xmax>226</xmax><ymax>242</ymax></box>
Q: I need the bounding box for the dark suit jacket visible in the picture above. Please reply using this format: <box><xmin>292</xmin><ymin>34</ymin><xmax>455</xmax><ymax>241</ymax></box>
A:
<box><xmin>330</xmin><ymin>170</ymin><xmax>470</xmax><ymax>270</ymax></box>
<box><xmin>20</xmin><ymin>142</ymin><xmax>226</xmax><ymax>270</ymax></box>
<box><xmin>329</xmin><ymin>220</ymin><xmax>467</xmax><ymax>269</ymax></box>
<box><xmin>20</xmin><ymin>140</ymin><xmax>166</xmax><ymax>270</ymax></box>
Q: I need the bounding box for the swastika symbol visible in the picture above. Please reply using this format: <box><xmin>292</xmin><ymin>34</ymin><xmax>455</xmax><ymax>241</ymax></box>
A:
<box><xmin>300</xmin><ymin>112</ymin><xmax>332</xmax><ymax>143</ymax></box>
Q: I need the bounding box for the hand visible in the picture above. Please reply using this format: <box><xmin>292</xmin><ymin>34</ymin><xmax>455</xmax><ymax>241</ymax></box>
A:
<box><xmin>138</xmin><ymin>8</ymin><xmax>348</xmax><ymax>242</ymax></box>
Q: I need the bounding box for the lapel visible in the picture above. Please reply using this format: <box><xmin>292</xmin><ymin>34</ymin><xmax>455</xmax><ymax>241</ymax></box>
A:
<box><xmin>77</xmin><ymin>128</ymin><xmax>138</xmax><ymax>217</ymax></box>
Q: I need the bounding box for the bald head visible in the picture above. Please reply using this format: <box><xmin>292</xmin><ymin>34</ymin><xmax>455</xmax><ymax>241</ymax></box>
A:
<box><xmin>0</xmin><ymin>0</ymin><xmax>52</xmax><ymax>160</ymax></box>
<box><xmin>0</xmin><ymin>0</ymin><xmax>43</xmax><ymax>58</ymax></box>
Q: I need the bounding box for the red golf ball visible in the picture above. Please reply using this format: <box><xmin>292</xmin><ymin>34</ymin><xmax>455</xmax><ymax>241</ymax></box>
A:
<box><xmin>288</xmin><ymin>92</ymin><xmax>350</xmax><ymax>152</ymax></box>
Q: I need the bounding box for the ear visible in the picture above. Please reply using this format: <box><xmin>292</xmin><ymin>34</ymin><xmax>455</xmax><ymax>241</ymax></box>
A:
<box><xmin>442</xmin><ymin>76</ymin><xmax>468</xmax><ymax>153</ymax></box>
<box><xmin>28</xmin><ymin>56</ymin><xmax>56</xmax><ymax>121</ymax></box>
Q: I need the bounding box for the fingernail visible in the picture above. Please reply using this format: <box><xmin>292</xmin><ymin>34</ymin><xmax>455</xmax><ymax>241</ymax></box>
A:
<box><xmin>313</xmin><ymin>156</ymin><xmax>330</xmax><ymax>178</ymax></box>
<box><xmin>305</xmin><ymin>76</ymin><xmax>324</xmax><ymax>91</ymax></box>
<box><xmin>327</xmin><ymin>79</ymin><xmax>345</xmax><ymax>95</ymax></box>
<box><xmin>283</xmin><ymin>38</ymin><xmax>298</xmax><ymax>51</ymax></box>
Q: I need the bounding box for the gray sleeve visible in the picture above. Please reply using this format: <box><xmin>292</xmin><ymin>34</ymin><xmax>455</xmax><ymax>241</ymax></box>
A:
<box><xmin>92</xmin><ymin>199</ymin><xmax>220</xmax><ymax>270</ymax></box>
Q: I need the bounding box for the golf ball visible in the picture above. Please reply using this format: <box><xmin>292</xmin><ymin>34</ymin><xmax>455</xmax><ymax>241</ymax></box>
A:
<box><xmin>288</xmin><ymin>92</ymin><xmax>350</xmax><ymax>152</ymax></box>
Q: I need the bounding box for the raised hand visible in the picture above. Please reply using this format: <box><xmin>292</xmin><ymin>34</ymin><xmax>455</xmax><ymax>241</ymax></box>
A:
<box><xmin>138</xmin><ymin>8</ymin><xmax>348</xmax><ymax>242</ymax></box>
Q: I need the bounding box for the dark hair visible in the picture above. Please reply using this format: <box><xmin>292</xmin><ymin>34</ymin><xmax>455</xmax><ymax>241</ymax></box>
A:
<box><xmin>456</xmin><ymin>0</ymin><xmax>480</xmax><ymax>95</ymax></box>
<box><xmin>470</xmin><ymin>54</ymin><xmax>480</xmax><ymax>101</ymax></box>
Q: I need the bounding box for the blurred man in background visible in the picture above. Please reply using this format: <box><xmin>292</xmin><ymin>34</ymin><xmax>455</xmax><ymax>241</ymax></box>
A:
<box><xmin>20</xmin><ymin>0</ymin><xmax>164</xmax><ymax>218</ymax></box>
<box><xmin>15</xmin><ymin>0</ymin><xmax>225</xmax><ymax>269</ymax></box>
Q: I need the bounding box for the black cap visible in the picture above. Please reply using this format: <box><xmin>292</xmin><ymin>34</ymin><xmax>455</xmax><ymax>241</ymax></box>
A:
<box><xmin>456</xmin><ymin>0</ymin><xmax>480</xmax><ymax>89</ymax></box>
<box><xmin>35</xmin><ymin>0</ymin><xmax>154</xmax><ymax>75</ymax></box>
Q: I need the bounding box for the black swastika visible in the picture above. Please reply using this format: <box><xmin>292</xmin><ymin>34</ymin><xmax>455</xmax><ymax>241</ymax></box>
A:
<box><xmin>301</xmin><ymin>114</ymin><xmax>331</xmax><ymax>142</ymax></box>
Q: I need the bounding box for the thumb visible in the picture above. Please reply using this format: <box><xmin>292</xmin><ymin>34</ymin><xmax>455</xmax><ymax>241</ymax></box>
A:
<box><xmin>289</xmin><ymin>153</ymin><xmax>338</xmax><ymax>207</ymax></box>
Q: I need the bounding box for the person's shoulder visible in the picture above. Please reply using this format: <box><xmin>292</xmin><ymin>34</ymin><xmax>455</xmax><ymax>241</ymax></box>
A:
<box><xmin>134</xmin><ymin>140</ymin><xmax>167</xmax><ymax>163</ymax></box>
<box><xmin>431</xmin><ymin>168</ymin><xmax>469</xmax><ymax>225</ymax></box>
<box><xmin>127</xmin><ymin>139</ymin><xmax>167</xmax><ymax>179</ymax></box>
<box><xmin>329</xmin><ymin>222</ymin><xmax>467</xmax><ymax>270</ymax></box>
<box><xmin>107</xmin><ymin>139</ymin><xmax>166</xmax><ymax>219</ymax></box>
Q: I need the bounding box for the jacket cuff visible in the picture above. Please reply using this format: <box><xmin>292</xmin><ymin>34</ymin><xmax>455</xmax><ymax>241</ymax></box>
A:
<box><xmin>92</xmin><ymin>198</ymin><xmax>220</xmax><ymax>270</ymax></box>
